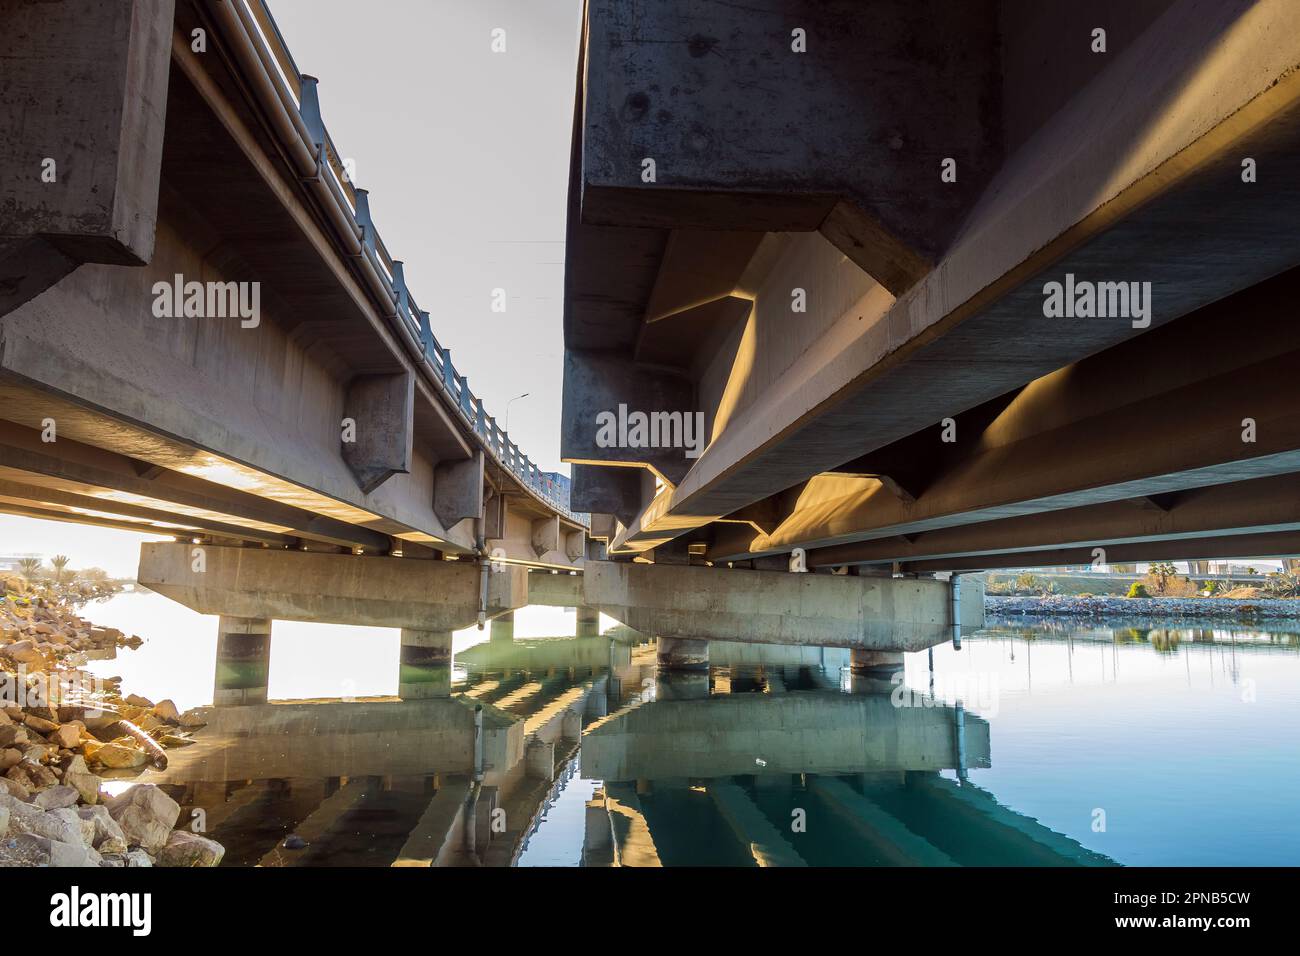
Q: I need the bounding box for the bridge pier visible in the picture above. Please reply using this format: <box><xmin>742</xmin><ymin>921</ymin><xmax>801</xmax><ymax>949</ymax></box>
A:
<box><xmin>584</xmin><ymin>561</ymin><xmax>983</xmax><ymax>653</ymax></box>
<box><xmin>576</xmin><ymin>606</ymin><xmax>600</xmax><ymax>638</ymax></box>
<box><xmin>398</xmin><ymin>630</ymin><xmax>452</xmax><ymax>700</ymax></box>
<box><xmin>213</xmin><ymin>616</ymin><xmax>272</xmax><ymax>707</ymax></box>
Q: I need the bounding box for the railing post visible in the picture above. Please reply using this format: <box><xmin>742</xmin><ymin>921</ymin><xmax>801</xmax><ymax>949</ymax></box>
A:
<box><xmin>354</xmin><ymin>188</ymin><xmax>376</xmax><ymax>255</ymax></box>
<box><xmin>419</xmin><ymin>311</ymin><xmax>433</xmax><ymax>356</ymax></box>
<box><xmin>298</xmin><ymin>74</ymin><xmax>326</xmax><ymax>156</ymax></box>
<box><xmin>391</xmin><ymin>260</ymin><xmax>409</xmax><ymax>318</ymax></box>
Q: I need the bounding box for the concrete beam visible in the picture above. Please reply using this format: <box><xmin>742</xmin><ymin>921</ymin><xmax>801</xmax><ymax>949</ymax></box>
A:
<box><xmin>570</xmin><ymin>464</ymin><xmax>650</xmax><ymax>527</ymax></box>
<box><xmin>561</xmin><ymin>349</ymin><xmax>697</xmax><ymax>486</ymax></box>
<box><xmin>582</xmin><ymin>560</ymin><xmax>983</xmax><ymax>651</ymax></box>
<box><xmin>806</xmin><ymin>471</ymin><xmax>1300</xmax><ymax>570</ymax></box>
<box><xmin>0</xmin><ymin>0</ymin><xmax>174</xmax><ymax>313</ymax></box>
<box><xmin>138</xmin><ymin>542</ymin><xmax>527</xmax><ymax>630</ymax></box>
<box><xmin>531</xmin><ymin>516</ymin><xmax>560</xmax><ymax>559</ymax></box>
<box><xmin>527</xmin><ymin>570</ymin><xmax>583</xmax><ymax>607</ymax></box>
<box><xmin>713</xmin><ymin>268</ymin><xmax>1300</xmax><ymax>564</ymax></box>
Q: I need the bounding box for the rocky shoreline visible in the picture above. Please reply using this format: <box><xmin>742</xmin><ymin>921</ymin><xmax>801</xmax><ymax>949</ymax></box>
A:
<box><xmin>1</xmin><ymin>573</ymin><xmax>224</xmax><ymax>867</ymax></box>
<box><xmin>987</xmin><ymin>594</ymin><xmax>1300</xmax><ymax>621</ymax></box>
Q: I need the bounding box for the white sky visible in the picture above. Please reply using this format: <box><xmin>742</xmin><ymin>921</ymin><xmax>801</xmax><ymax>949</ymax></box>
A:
<box><xmin>270</xmin><ymin>0</ymin><xmax>584</xmax><ymax>475</ymax></box>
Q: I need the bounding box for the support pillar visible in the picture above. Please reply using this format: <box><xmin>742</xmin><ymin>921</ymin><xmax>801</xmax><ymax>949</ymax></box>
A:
<box><xmin>576</xmin><ymin>606</ymin><xmax>601</xmax><ymax>638</ymax></box>
<box><xmin>490</xmin><ymin>611</ymin><xmax>515</xmax><ymax>644</ymax></box>
<box><xmin>656</xmin><ymin>636</ymin><xmax>709</xmax><ymax>671</ymax></box>
<box><xmin>213</xmin><ymin>616</ymin><xmax>272</xmax><ymax>707</ymax></box>
<box><xmin>398</xmin><ymin>629</ymin><xmax>452</xmax><ymax>699</ymax></box>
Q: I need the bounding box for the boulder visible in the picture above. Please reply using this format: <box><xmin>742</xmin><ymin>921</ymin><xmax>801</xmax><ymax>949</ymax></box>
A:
<box><xmin>0</xmin><ymin>833</ymin><xmax>101</xmax><ymax>867</ymax></box>
<box><xmin>64</xmin><ymin>771</ymin><xmax>102</xmax><ymax>806</ymax></box>
<box><xmin>152</xmin><ymin>699</ymin><xmax>180</xmax><ymax>722</ymax></box>
<box><xmin>22</xmin><ymin>714</ymin><xmax>57</xmax><ymax>735</ymax></box>
<box><xmin>4</xmin><ymin>641</ymin><xmax>42</xmax><ymax>665</ymax></box>
<box><xmin>0</xmin><ymin>725</ymin><xmax>27</xmax><ymax>748</ymax></box>
<box><xmin>106</xmin><ymin>785</ymin><xmax>179</xmax><ymax>852</ymax></box>
<box><xmin>76</xmin><ymin>806</ymin><xmax>128</xmax><ymax>855</ymax></box>
<box><xmin>0</xmin><ymin>795</ymin><xmax>83</xmax><ymax>844</ymax></box>
<box><xmin>156</xmin><ymin>830</ymin><xmax>225</xmax><ymax>867</ymax></box>
<box><xmin>124</xmin><ymin>694</ymin><xmax>154</xmax><ymax>709</ymax></box>
<box><xmin>0</xmin><ymin>749</ymin><xmax>20</xmax><ymax>772</ymax></box>
<box><xmin>94</xmin><ymin>743</ymin><xmax>147</xmax><ymax>770</ymax></box>
<box><xmin>0</xmin><ymin>776</ymin><xmax>30</xmax><ymax>801</ymax></box>
<box><xmin>125</xmin><ymin>848</ymin><xmax>152</xmax><ymax>867</ymax></box>
<box><xmin>52</xmin><ymin>724</ymin><xmax>80</xmax><ymax>749</ymax></box>
<box><xmin>32</xmin><ymin>785</ymin><xmax>80</xmax><ymax>811</ymax></box>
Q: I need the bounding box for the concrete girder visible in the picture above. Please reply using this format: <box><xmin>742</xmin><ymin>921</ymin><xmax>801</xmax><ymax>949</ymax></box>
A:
<box><xmin>0</xmin><ymin>421</ymin><xmax>391</xmax><ymax>551</ymax></box>
<box><xmin>897</xmin><ymin>529</ymin><xmax>1300</xmax><ymax>575</ymax></box>
<box><xmin>707</xmin><ymin>270</ymin><xmax>1300</xmax><ymax>564</ymax></box>
<box><xmin>138</xmin><ymin>542</ymin><xmax>527</xmax><ymax>630</ymax></box>
<box><xmin>804</xmin><ymin>472</ymin><xmax>1300</xmax><ymax>571</ymax></box>
<box><xmin>581</xmin><ymin>560</ymin><xmax>983</xmax><ymax>652</ymax></box>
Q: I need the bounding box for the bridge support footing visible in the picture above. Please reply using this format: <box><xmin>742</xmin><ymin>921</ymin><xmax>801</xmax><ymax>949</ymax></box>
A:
<box><xmin>398</xmin><ymin>629</ymin><xmax>452</xmax><ymax>700</ymax></box>
<box><xmin>213</xmin><ymin>616</ymin><xmax>272</xmax><ymax>707</ymax></box>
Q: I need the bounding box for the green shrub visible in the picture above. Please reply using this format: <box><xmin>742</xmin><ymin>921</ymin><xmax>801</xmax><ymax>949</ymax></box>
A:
<box><xmin>1126</xmin><ymin>582</ymin><xmax>1150</xmax><ymax>598</ymax></box>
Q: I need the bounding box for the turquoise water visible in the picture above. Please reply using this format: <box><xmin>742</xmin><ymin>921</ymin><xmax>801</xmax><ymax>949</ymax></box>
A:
<box><xmin>74</xmin><ymin>592</ymin><xmax>1300</xmax><ymax>866</ymax></box>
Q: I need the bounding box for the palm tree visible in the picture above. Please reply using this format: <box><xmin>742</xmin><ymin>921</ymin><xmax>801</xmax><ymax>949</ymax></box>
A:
<box><xmin>17</xmin><ymin>557</ymin><xmax>42</xmax><ymax>580</ymax></box>
<box><xmin>50</xmin><ymin>554</ymin><xmax>70</xmax><ymax>585</ymax></box>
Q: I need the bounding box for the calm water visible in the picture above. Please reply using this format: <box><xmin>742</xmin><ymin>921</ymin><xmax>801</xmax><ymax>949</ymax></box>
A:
<box><xmin>79</xmin><ymin>591</ymin><xmax>1300</xmax><ymax>866</ymax></box>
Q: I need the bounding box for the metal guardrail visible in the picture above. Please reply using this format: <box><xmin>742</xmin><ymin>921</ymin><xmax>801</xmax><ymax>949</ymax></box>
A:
<box><xmin>238</xmin><ymin>0</ymin><xmax>587</xmax><ymax>526</ymax></box>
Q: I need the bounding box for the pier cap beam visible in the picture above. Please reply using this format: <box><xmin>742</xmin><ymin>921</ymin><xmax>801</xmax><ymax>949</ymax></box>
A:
<box><xmin>583</xmin><ymin>560</ymin><xmax>983</xmax><ymax>651</ymax></box>
<box><xmin>139</xmin><ymin>542</ymin><xmax>526</xmax><ymax>630</ymax></box>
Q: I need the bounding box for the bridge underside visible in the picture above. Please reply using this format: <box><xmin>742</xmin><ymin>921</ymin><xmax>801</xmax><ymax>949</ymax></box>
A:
<box><xmin>564</xmin><ymin>0</ymin><xmax>1300</xmax><ymax>573</ymax></box>
<box><xmin>0</xmin><ymin>0</ymin><xmax>586</xmax><ymax>573</ymax></box>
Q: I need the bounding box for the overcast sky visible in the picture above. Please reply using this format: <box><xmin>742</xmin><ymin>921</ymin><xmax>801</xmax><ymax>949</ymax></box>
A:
<box><xmin>271</xmin><ymin>0</ymin><xmax>583</xmax><ymax>474</ymax></box>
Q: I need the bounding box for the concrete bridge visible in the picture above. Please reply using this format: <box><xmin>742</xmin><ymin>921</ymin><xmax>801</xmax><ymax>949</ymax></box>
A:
<box><xmin>563</xmin><ymin>0</ymin><xmax>1300</xmax><ymax>581</ymax></box>
<box><xmin>14</xmin><ymin>0</ymin><xmax>1300</xmax><ymax>688</ymax></box>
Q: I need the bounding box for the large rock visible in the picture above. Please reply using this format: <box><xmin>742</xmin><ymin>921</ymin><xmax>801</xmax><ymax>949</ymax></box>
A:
<box><xmin>0</xmin><ymin>795</ymin><xmax>83</xmax><ymax>844</ymax></box>
<box><xmin>22</xmin><ymin>714</ymin><xmax>57</xmax><ymax>735</ymax></box>
<box><xmin>32</xmin><ymin>785</ymin><xmax>79</xmax><ymax>810</ymax></box>
<box><xmin>52</xmin><ymin>724</ymin><xmax>80</xmax><ymax>749</ymax></box>
<box><xmin>64</xmin><ymin>770</ymin><xmax>102</xmax><ymax>806</ymax></box>
<box><xmin>77</xmin><ymin>806</ymin><xmax>128</xmax><ymax>855</ymax></box>
<box><xmin>0</xmin><ymin>803</ymin><xmax>8</xmax><ymax>838</ymax></box>
<box><xmin>0</xmin><ymin>749</ymin><xmax>20</xmax><ymax>771</ymax></box>
<box><xmin>152</xmin><ymin>699</ymin><xmax>180</xmax><ymax>722</ymax></box>
<box><xmin>156</xmin><ymin>830</ymin><xmax>225</xmax><ymax>867</ymax></box>
<box><xmin>0</xmin><ymin>725</ymin><xmax>27</xmax><ymax>748</ymax></box>
<box><xmin>106</xmin><ymin>785</ymin><xmax>179</xmax><ymax>852</ymax></box>
<box><xmin>0</xmin><ymin>833</ymin><xmax>101</xmax><ymax>867</ymax></box>
<box><xmin>0</xmin><ymin>776</ymin><xmax>29</xmax><ymax>801</ymax></box>
<box><xmin>4</xmin><ymin>641</ymin><xmax>42</xmax><ymax>665</ymax></box>
<box><xmin>95</xmin><ymin>743</ymin><xmax>147</xmax><ymax>770</ymax></box>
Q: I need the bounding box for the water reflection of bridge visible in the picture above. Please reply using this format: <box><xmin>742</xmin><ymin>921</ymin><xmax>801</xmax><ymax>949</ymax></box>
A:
<box><xmin>153</xmin><ymin>635</ymin><xmax>1113</xmax><ymax>867</ymax></box>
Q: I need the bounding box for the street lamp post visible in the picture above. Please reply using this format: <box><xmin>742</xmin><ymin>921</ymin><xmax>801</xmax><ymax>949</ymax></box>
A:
<box><xmin>504</xmin><ymin>392</ymin><xmax>529</xmax><ymax>433</ymax></box>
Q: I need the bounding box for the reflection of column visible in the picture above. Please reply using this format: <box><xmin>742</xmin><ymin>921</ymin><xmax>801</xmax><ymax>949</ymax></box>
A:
<box><xmin>398</xmin><ymin>629</ymin><xmax>452</xmax><ymax>699</ymax></box>
<box><xmin>213</xmin><ymin>616</ymin><xmax>271</xmax><ymax>707</ymax></box>
<box><xmin>490</xmin><ymin>611</ymin><xmax>514</xmax><ymax>644</ymax></box>
<box><xmin>847</xmin><ymin>649</ymin><xmax>904</xmax><ymax>695</ymax></box>
<box><xmin>656</xmin><ymin>636</ymin><xmax>708</xmax><ymax>671</ymax></box>
<box><xmin>655</xmin><ymin>670</ymin><xmax>709</xmax><ymax>700</ymax></box>
<box><xmin>576</xmin><ymin>606</ymin><xmax>600</xmax><ymax>638</ymax></box>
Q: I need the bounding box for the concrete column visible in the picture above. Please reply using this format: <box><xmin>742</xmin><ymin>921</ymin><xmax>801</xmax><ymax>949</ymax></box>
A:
<box><xmin>489</xmin><ymin>611</ymin><xmax>514</xmax><ymax>644</ymax></box>
<box><xmin>656</xmin><ymin>636</ymin><xmax>709</xmax><ymax>671</ymax></box>
<box><xmin>576</xmin><ymin>606</ymin><xmax>600</xmax><ymax>638</ymax></box>
<box><xmin>398</xmin><ymin>629</ymin><xmax>452</xmax><ymax>700</ymax></box>
<box><xmin>213</xmin><ymin>616</ymin><xmax>272</xmax><ymax>707</ymax></box>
